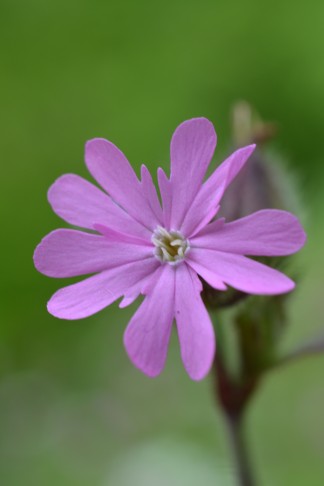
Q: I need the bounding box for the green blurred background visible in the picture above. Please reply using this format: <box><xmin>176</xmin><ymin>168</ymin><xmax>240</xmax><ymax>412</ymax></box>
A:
<box><xmin>1</xmin><ymin>0</ymin><xmax>324</xmax><ymax>485</ymax></box>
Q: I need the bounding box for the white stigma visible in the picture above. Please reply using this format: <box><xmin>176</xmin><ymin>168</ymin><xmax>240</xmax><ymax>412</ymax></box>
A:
<box><xmin>152</xmin><ymin>226</ymin><xmax>190</xmax><ymax>265</ymax></box>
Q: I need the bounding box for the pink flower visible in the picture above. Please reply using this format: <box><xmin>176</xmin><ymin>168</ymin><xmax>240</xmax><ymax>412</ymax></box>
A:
<box><xmin>34</xmin><ymin>118</ymin><xmax>306</xmax><ymax>380</ymax></box>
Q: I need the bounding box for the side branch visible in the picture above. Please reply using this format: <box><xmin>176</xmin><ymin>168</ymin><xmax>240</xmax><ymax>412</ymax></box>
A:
<box><xmin>274</xmin><ymin>334</ymin><xmax>324</xmax><ymax>368</ymax></box>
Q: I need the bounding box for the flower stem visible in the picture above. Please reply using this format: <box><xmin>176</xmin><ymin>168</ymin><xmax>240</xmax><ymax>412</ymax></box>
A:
<box><xmin>225</xmin><ymin>412</ymin><xmax>256</xmax><ymax>486</ymax></box>
<box><xmin>212</xmin><ymin>338</ymin><xmax>258</xmax><ymax>486</ymax></box>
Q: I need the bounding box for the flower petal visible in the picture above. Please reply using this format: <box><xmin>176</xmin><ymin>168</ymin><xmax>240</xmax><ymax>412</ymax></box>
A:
<box><xmin>170</xmin><ymin>118</ymin><xmax>217</xmax><ymax>228</ymax></box>
<box><xmin>119</xmin><ymin>294</ymin><xmax>138</xmax><ymax>309</ymax></box>
<box><xmin>47</xmin><ymin>257</ymin><xmax>159</xmax><ymax>320</ymax></box>
<box><xmin>181</xmin><ymin>145</ymin><xmax>255</xmax><ymax>237</ymax></box>
<box><xmin>123</xmin><ymin>265</ymin><xmax>175</xmax><ymax>377</ymax></box>
<box><xmin>94</xmin><ymin>224</ymin><xmax>151</xmax><ymax>246</ymax></box>
<box><xmin>119</xmin><ymin>264</ymin><xmax>163</xmax><ymax>309</ymax></box>
<box><xmin>175</xmin><ymin>264</ymin><xmax>215</xmax><ymax>381</ymax></box>
<box><xmin>141</xmin><ymin>165</ymin><xmax>163</xmax><ymax>224</ymax></box>
<box><xmin>34</xmin><ymin>229</ymin><xmax>153</xmax><ymax>278</ymax></box>
<box><xmin>85</xmin><ymin>138</ymin><xmax>158</xmax><ymax>229</ymax></box>
<box><xmin>48</xmin><ymin>174</ymin><xmax>150</xmax><ymax>239</ymax></box>
<box><xmin>192</xmin><ymin>210</ymin><xmax>306</xmax><ymax>256</ymax></box>
<box><xmin>186</xmin><ymin>258</ymin><xmax>227</xmax><ymax>291</ymax></box>
<box><xmin>157</xmin><ymin>168</ymin><xmax>173</xmax><ymax>229</ymax></box>
<box><xmin>188</xmin><ymin>248</ymin><xmax>295</xmax><ymax>295</ymax></box>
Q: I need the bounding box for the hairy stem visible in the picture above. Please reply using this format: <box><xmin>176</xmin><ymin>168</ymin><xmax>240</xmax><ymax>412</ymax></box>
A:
<box><xmin>225</xmin><ymin>412</ymin><xmax>256</xmax><ymax>486</ymax></box>
<box><xmin>213</xmin><ymin>334</ymin><xmax>258</xmax><ymax>486</ymax></box>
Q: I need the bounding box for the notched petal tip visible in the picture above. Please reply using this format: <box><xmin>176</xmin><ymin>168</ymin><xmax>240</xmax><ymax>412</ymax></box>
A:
<box><xmin>293</xmin><ymin>217</ymin><xmax>307</xmax><ymax>251</ymax></box>
<box><xmin>284</xmin><ymin>279</ymin><xmax>296</xmax><ymax>293</ymax></box>
<box><xmin>33</xmin><ymin>230</ymin><xmax>61</xmax><ymax>277</ymax></box>
<box><xmin>179</xmin><ymin>117</ymin><xmax>214</xmax><ymax>125</ymax></box>
<box><xmin>242</xmin><ymin>274</ymin><xmax>296</xmax><ymax>296</ymax></box>
<box><xmin>182</xmin><ymin>330</ymin><xmax>216</xmax><ymax>381</ymax></box>
<box><xmin>85</xmin><ymin>137</ymin><xmax>110</xmax><ymax>149</ymax></box>
<box><xmin>247</xmin><ymin>271</ymin><xmax>296</xmax><ymax>295</ymax></box>
<box><xmin>118</xmin><ymin>293</ymin><xmax>139</xmax><ymax>309</ymax></box>
<box><xmin>123</xmin><ymin>328</ymin><xmax>166</xmax><ymax>379</ymax></box>
<box><xmin>47</xmin><ymin>173</ymin><xmax>73</xmax><ymax>206</ymax></box>
<box><xmin>47</xmin><ymin>291</ymin><xmax>81</xmax><ymax>321</ymax></box>
<box><xmin>186</xmin><ymin>364</ymin><xmax>213</xmax><ymax>381</ymax></box>
<box><xmin>279</xmin><ymin>210</ymin><xmax>307</xmax><ymax>254</ymax></box>
<box><xmin>140</xmin><ymin>163</ymin><xmax>149</xmax><ymax>179</ymax></box>
<box><xmin>47</xmin><ymin>291</ymin><xmax>67</xmax><ymax>320</ymax></box>
<box><xmin>259</xmin><ymin>209</ymin><xmax>307</xmax><ymax>255</ymax></box>
<box><xmin>173</xmin><ymin>116</ymin><xmax>216</xmax><ymax>132</ymax></box>
<box><xmin>84</xmin><ymin>137</ymin><xmax>127</xmax><ymax>165</ymax></box>
<box><xmin>33</xmin><ymin>241</ymin><xmax>44</xmax><ymax>273</ymax></box>
<box><xmin>84</xmin><ymin>137</ymin><xmax>133</xmax><ymax>183</ymax></box>
<box><xmin>171</xmin><ymin>117</ymin><xmax>217</xmax><ymax>160</ymax></box>
<box><xmin>246</xmin><ymin>143</ymin><xmax>256</xmax><ymax>152</ymax></box>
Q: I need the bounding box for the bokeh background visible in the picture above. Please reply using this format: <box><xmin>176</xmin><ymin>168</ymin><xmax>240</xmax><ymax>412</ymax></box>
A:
<box><xmin>1</xmin><ymin>1</ymin><xmax>324</xmax><ymax>485</ymax></box>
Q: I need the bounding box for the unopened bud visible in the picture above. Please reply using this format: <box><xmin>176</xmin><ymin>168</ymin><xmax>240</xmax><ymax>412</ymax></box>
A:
<box><xmin>220</xmin><ymin>101</ymin><xmax>301</xmax><ymax>222</ymax></box>
<box><xmin>203</xmin><ymin>102</ymin><xmax>304</xmax><ymax>310</ymax></box>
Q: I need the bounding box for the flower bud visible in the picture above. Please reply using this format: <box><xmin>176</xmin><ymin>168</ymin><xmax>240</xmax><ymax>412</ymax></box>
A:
<box><xmin>203</xmin><ymin>102</ymin><xmax>303</xmax><ymax>310</ymax></box>
<box><xmin>220</xmin><ymin>101</ymin><xmax>301</xmax><ymax>221</ymax></box>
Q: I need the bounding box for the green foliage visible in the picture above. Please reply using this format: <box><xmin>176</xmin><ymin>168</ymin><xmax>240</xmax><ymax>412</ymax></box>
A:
<box><xmin>0</xmin><ymin>1</ymin><xmax>323</xmax><ymax>485</ymax></box>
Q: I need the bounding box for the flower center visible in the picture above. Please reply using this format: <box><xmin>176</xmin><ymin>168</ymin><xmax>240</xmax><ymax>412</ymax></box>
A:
<box><xmin>152</xmin><ymin>226</ymin><xmax>190</xmax><ymax>265</ymax></box>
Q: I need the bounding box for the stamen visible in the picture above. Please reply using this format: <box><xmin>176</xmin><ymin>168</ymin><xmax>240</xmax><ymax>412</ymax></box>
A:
<box><xmin>156</xmin><ymin>226</ymin><xmax>170</xmax><ymax>238</ymax></box>
<box><xmin>152</xmin><ymin>227</ymin><xmax>190</xmax><ymax>265</ymax></box>
<box><xmin>161</xmin><ymin>247</ymin><xmax>172</xmax><ymax>261</ymax></box>
<box><xmin>170</xmin><ymin>239</ymin><xmax>183</xmax><ymax>246</ymax></box>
